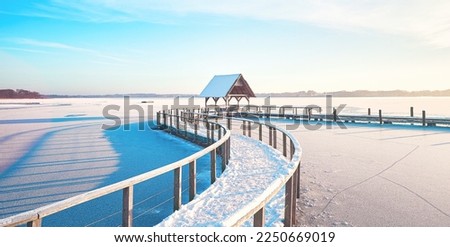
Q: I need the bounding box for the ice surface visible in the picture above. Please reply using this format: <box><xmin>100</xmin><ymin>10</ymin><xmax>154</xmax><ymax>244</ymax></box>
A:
<box><xmin>1</xmin><ymin>98</ymin><xmax>450</xmax><ymax>227</ymax></box>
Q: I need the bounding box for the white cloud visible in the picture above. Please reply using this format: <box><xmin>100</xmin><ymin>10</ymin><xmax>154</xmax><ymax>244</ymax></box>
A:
<box><xmin>8</xmin><ymin>38</ymin><xmax>129</xmax><ymax>63</ymax></box>
<box><xmin>21</xmin><ymin>0</ymin><xmax>450</xmax><ymax>48</ymax></box>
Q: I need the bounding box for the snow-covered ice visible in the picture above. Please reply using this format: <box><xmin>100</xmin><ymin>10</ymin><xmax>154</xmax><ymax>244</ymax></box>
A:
<box><xmin>0</xmin><ymin>98</ymin><xmax>215</xmax><ymax>226</ymax></box>
<box><xmin>1</xmin><ymin>98</ymin><xmax>450</xmax><ymax>227</ymax></box>
<box><xmin>277</xmin><ymin>120</ymin><xmax>450</xmax><ymax>227</ymax></box>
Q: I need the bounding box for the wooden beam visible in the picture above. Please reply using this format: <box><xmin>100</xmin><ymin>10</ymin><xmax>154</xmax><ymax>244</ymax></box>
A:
<box><xmin>253</xmin><ymin>207</ymin><xmax>265</xmax><ymax>227</ymax></box>
<box><xmin>122</xmin><ymin>186</ymin><xmax>133</xmax><ymax>227</ymax></box>
<box><xmin>174</xmin><ymin>167</ymin><xmax>182</xmax><ymax>211</ymax></box>
<box><xmin>189</xmin><ymin>160</ymin><xmax>196</xmax><ymax>201</ymax></box>
<box><xmin>284</xmin><ymin>177</ymin><xmax>294</xmax><ymax>227</ymax></box>
<box><xmin>210</xmin><ymin>149</ymin><xmax>216</xmax><ymax>184</ymax></box>
<box><xmin>27</xmin><ymin>219</ymin><xmax>42</xmax><ymax>227</ymax></box>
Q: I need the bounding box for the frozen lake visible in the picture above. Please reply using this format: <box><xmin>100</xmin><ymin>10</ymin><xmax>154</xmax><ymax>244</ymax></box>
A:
<box><xmin>1</xmin><ymin>97</ymin><xmax>450</xmax><ymax>226</ymax></box>
<box><xmin>0</xmin><ymin>98</ymin><xmax>220</xmax><ymax>226</ymax></box>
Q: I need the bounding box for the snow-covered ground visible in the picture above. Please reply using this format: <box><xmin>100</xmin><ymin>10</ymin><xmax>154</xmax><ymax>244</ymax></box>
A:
<box><xmin>277</xmin><ymin>121</ymin><xmax>450</xmax><ymax>227</ymax></box>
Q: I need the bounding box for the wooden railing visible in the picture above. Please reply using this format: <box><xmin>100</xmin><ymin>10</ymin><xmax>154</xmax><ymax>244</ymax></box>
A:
<box><xmin>0</xmin><ymin>116</ymin><xmax>231</xmax><ymax>227</ymax></box>
<box><xmin>223</xmin><ymin>117</ymin><xmax>301</xmax><ymax>227</ymax></box>
<box><xmin>1</xmin><ymin>110</ymin><xmax>302</xmax><ymax>227</ymax></box>
<box><xmin>170</xmin><ymin>110</ymin><xmax>302</xmax><ymax>227</ymax></box>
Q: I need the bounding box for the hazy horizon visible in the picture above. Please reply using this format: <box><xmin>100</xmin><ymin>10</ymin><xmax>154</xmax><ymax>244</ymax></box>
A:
<box><xmin>1</xmin><ymin>1</ymin><xmax>450</xmax><ymax>95</ymax></box>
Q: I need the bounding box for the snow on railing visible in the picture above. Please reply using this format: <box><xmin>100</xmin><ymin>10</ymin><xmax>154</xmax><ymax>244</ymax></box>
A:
<box><xmin>165</xmin><ymin>110</ymin><xmax>302</xmax><ymax>227</ymax></box>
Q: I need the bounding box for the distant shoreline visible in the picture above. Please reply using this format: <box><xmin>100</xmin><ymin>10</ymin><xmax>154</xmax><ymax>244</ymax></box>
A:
<box><xmin>2</xmin><ymin>88</ymin><xmax>450</xmax><ymax>99</ymax></box>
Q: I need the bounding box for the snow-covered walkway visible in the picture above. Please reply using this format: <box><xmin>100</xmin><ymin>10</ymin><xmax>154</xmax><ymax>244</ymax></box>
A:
<box><xmin>158</xmin><ymin>134</ymin><xmax>292</xmax><ymax>227</ymax></box>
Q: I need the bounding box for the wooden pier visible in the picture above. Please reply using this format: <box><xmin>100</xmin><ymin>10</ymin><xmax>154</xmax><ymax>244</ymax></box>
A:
<box><xmin>199</xmin><ymin>105</ymin><xmax>450</xmax><ymax>127</ymax></box>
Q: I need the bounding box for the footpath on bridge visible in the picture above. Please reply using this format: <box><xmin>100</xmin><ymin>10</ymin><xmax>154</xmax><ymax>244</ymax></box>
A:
<box><xmin>157</xmin><ymin>133</ymin><xmax>293</xmax><ymax>227</ymax></box>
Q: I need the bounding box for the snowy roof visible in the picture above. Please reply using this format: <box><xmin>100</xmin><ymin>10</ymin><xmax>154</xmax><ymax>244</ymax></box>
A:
<box><xmin>199</xmin><ymin>74</ymin><xmax>255</xmax><ymax>98</ymax></box>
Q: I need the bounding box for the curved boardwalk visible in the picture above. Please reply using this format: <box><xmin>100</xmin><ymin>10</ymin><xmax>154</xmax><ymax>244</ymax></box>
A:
<box><xmin>158</xmin><ymin>133</ymin><xmax>292</xmax><ymax>227</ymax></box>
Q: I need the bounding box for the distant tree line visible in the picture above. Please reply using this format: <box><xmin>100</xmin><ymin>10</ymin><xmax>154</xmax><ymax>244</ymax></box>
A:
<box><xmin>0</xmin><ymin>89</ymin><xmax>42</xmax><ymax>99</ymax></box>
<box><xmin>258</xmin><ymin>89</ymin><xmax>450</xmax><ymax>97</ymax></box>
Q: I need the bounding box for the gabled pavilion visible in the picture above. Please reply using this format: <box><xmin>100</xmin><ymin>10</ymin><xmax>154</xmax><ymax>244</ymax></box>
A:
<box><xmin>199</xmin><ymin>74</ymin><xmax>255</xmax><ymax>106</ymax></box>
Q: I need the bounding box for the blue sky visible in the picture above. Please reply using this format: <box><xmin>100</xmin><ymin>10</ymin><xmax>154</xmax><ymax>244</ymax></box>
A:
<box><xmin>1</xmin><ymin>0</ymin><xmax>450</xmax><ymax>95</ymax></box>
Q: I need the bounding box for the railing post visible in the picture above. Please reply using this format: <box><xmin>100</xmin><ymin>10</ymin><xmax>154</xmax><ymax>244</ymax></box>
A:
<box><xmin>290</xmin><ymin>140</ymin><xmax>295</xmax><ymax>160</ymax></box>
<box><xmin>379</xmin><ymin>109</ymin><xmax>382</xmax><ymax>125</ymax></box>
<box><xmin>248</xmin><ymin>121</ymin><xmax>251</xmax><ymax>137</ymax></box>
<box><xmin>218</xmin><ymin>127</ymin><xmax>222</xmax><ymax>155</ymax></box>
<box><xmin>297</xmin><ymin>162</ymin><xmax>301</xmax><ymax>199</ymax></box>
<box><xmin>243</xmin><ymin>121</ymin><xmax>246</xmax><ymax>136</ymax></box>
<box><xmin>189</xmin><ymin>160</ymin><xmax>196</xmax><ymax>201</ymax></box>
<box><xmin>333</xmin><ymin>108</ymin><xmax>337</xmax><ymax>122</ymax></box>
<box><xmin>227</xmin><ymin>118</ymin><xmax>231</xmax><ymax>130</ymax></box>
<box><xmin>227</xmin><ymin>139</ymin><xmax>231</xmax><ymax>163</ymax></box>
<box><xmin>253</xmin><ymin>207</ymin><xmax>265</xmax><ymax>227</ymax></box>
<box><xmin>283</xmin><ymin>133</ymin><xmax>287</xmax><ymax>157</ymax></box>
<box><xmin>292</xmin><ymin>168</ymin><xmax>299</xmax><ymax>226</ymax></box>
<box><xmin>174</xmin><ymin>167</ymin><xmax>182</xmax><ymax>211</ymax></box>
<box><xmin>184</xmin><ymin>116</ymin><xmax>187</xmax><ymax>137</ymax></box>
<box><xmin>163</xmin><ymin>111</ymin><xmax>167</xmax><ymax>126</ymax></box>
<box><xmin>194</xmin><ymin>123</ymin><xmax>198</xmax><ymax>141</ymax></box>
<box><xmin>273</xmin><ymin>129</ymin><xmax>277</xmax><ymax>149</ymax></box>
<box><xmin>269</xmin><ymin>127</ymin><xmax>273</xmax><ymax>146</ymax></box>
<box><xmin>259</xmin><ymin>124</ymin><xmax>262</xmax><ymax>141</ymax></box>
<box><xmin>122</xmin><ymin>186</ymin><xmax>133</xmax><ymax>227</ymax></box>
<box><xmin>284</xmin><ymin>176</ymin><xmax>294</xmax><ymax>227</ymax></box>
<box><xmin>422</xmin><ymin>110</ymin><xmax>426</xmax><ymax>126</ymax></box>
<box><xmin>27</xmin><ymin>219</ymin><xmax>42</xmax><ymax>227</ymax></box>
<box><xmin>156</xmin><ymin>112</ymin><xmax>161</xmax><ymax>126</ymax></box>
<box><xmin>210</xmin><ymin>148</ymin><xmax>216</xmax><ymax>184</ymax></box>
<box><xmin>211</xmin><ymin>123</ymin><xmax>215</xmax><ymax>142</ymax></box>
<box><xmin>206</xmin><ymin>122</ymin><xmax>211</xmax><ymax>144</ymax></box>
<box><xmin>410</xmin><ymin>107</ymin><xmax>414</xmax><ymax>117</ymax></box>
<box><xmin>368</xmin><ymin>108</ymin><xmax>371</xmax><ymax>116</ymax></box>
<box><xmin>221</xmin><ymin>141</ymin><xmax>227</xmax><ymax>172</ymax></box>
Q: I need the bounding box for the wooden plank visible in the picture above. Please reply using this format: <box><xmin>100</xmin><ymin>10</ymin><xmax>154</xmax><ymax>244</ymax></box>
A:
<box><xmin>174</xmin><ymin>167</ymin><xmax>182</xmax><ymax>211</ymax></box>
<box><xmin>122</xmin><ymin>186</ymin><xmax>133</xmax><ymax>227</ymax></box>
<box><xmin>189</xmin><ymin>160</ymin><xmax>196</xmax><ymax>201</ymax></box>
<box><xmin>253</xmin><ymin>207</ymin><xmax>265</xmax><ymax>227</ymax></box>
